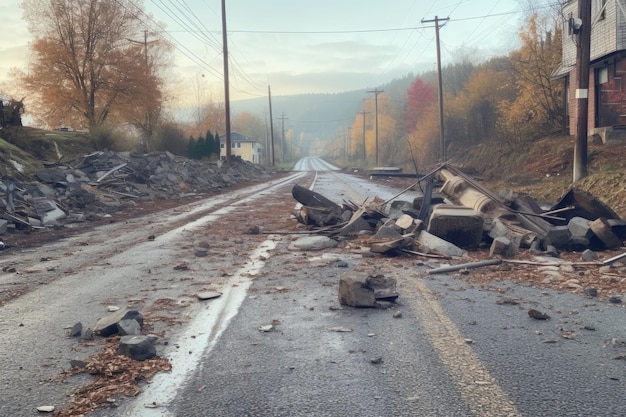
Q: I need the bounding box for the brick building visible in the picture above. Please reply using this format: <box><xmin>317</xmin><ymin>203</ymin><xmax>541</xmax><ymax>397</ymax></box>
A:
<box><xmin>554</xmin><ymin>0</ymin><xmax>626</xmax><ymax>143</ymax></box>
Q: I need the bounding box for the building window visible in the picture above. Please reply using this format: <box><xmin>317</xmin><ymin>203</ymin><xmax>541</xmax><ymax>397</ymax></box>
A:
<box><xmin>232</xmin><ymin>142</ymin><xmax>241</xmax><ymax>149</ymax></box>
<box><xmin>597</xmin><ymin>67</ymin><xmax>608</xmax><ymax>84</ymax></box>
<box><xmin>220</xmin><ymin>143</ymin><xmax>224</xmax><ymax>148</ymax></box>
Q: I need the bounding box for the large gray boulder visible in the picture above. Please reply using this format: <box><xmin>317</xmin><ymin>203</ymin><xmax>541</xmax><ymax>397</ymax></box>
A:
<box><xmin>118</xmin><ymin>335</ymin><xmax>156</xmax><ymax>361</ymax></box>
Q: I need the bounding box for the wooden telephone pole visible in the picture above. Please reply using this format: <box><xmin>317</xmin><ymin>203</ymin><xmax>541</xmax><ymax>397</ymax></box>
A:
<box><xmin>573</xmin><ymin>0</ymin><xmax>592</xmax><ymax>182</ymax></box>
<box><xmin>268</xmin><ymin>85</ymin><xmax>275</xmax><ymax>166</ymax></box>
<box><xmin>221</xmin><ymin>0</ymin><xmax>232</xmax><ymax>162</ymax></box>
<box><xmin>359</xmin><ymin>110</ymin><xmax>368</xmax><ymax>161</ymax></box>
<box><xmin>421</xmin><ymin>16</ymin><xmax>449</xmax><ymax>161</ymax></box>
<box><xmin>366</xmin><ymin>89</ymin><xmax>383</xmax><ymax>166</ymax></box>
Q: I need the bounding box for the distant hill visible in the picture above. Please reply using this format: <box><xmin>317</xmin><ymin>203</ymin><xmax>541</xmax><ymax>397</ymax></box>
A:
<box><xmin>232</xmin><ymin>90</ymin><xmax>364</xmax><ymax>140</ymax></box>
<box><xmin>231</xmin><ymin>74</ymin><xmax>416</xmax><ymax>143</ymax></box>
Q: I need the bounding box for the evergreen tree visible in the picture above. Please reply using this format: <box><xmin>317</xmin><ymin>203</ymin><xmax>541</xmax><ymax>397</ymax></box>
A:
<box><xmin>187</xmin><ymin>136</ymin><xmax>197</xmax><ymax>159</ymax></box>
<box><xmin>194</xmin><ymin>135</ymin><xmax>206</xmax><ymax>159</ymax></box>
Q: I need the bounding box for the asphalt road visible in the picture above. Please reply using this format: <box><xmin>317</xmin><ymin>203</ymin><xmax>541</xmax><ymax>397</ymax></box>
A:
<box><xmin>3</xmin><ymin>157</ymin><xmax>626</xmax><ymax>416</ymax></box>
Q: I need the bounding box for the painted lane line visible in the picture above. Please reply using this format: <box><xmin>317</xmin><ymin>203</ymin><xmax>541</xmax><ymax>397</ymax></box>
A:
<box><xmin>122</xmin><ymin>238</ymin><xmax>278</xmax><ymax>417</ymax></box>
<box><xmin>410</xmin><ymin>279</ymin><xmax>521</xmax><ymax>417</ymax></box>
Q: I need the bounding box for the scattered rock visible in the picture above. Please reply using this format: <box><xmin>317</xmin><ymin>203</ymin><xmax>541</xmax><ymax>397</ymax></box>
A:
<box><xmin>258</xmin><ymin>325</ymin><xmax>273</xmax><ymax>332</ymax></box>
<box><xmin>528</xmin><ymin>309</ymin><xmax>551</xmax><ymax>320</ymax></box>
<box><xmin>36</xmin><ymin>405</ymin><xmax>55</xmax><ymax>413</ymax></box>
<box><xmin>69</xmin><ymin>359</ymin><xmax>88</xmax><ymax>368</ymax></box>
<box><xmin>393</xmin><ymin>311</ymin><xmax>402</xmax><ymax>318</ymax></box>
<box><xmin>81</xmin><ymin>328</ymin><xmax>94</xmax><ymax>341</ymax></box>
<box><xmin>69</xmin><ymin>322</ymin><xmax>82</xmax><ymax>337</ymax></box>
<box><xmin>496</xmin><ymin>297</ymin><xmax>519</xmax><ymax>305</ymax></box>
<box><xmin>581</xmin><ymin>249</ymin><xmax>599</xmax><ymax>262</ymax></box>
<box><xmin>329</xmin><ymin>327</ymin><xmax>352</xmax><ymax>332</ymax></box>
<box><xmin>609</xmin><ymin>296</ymin><xmax>622</xmax><ymax>304</ymax></box>
<box><xmin>117</xmin><ymin>335</ymin><xmax>156</xmax><ymax>361</ymax></box>
<box><xmin>338</xmin><ymin>272</ymin><xmax>398</xmax><ymax>308</ymax></box>
<box><xmin>117</xmin><ymin>319</ymin><xmax>142</xmax><ymax>336</ymax></box>
<box><xmin>196</xmin><ymin>291</ymin><xmax>222</xmax><ymax>300</ymax></box>
<box><xmin>94</xmin><ymin>308</ymin><xmax>143</xmax><ymax>336</ymax></box>
<box><xmin>335</xmin><ymin>260</ymin><xmax>349</xmax><ymax>268</ymax></box>
<box><xmin>289</xmin><ymin>236</ymin><xmax>338</xmax><ymax>251</ymax></box>
<box><xmin>584</xmin><ymin>287</ymin><xmax>598</xmax><ymax>297</ymax></box>
<box><xmin>246</xmin><ymin>225</ymin><xmax>261</xmax><ymax>235</ymax></box>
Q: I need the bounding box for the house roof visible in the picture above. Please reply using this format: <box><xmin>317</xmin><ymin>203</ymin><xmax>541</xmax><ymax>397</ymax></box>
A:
<box><xmin>218</xmin><ymin>132</ymin><xmax>258</xmax><ymax>143</ymax></box>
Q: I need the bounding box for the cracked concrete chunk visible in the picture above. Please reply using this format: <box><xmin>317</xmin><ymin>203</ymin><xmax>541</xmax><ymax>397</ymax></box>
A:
<box><xmin>118</xmin><ymin>335</ymin><xmax>156</xmax><ymax>361</ymax></box>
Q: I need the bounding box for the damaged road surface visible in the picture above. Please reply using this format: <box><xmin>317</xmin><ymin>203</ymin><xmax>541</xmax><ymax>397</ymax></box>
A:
<box><xmin>3</xmin><ymin>158</ymin><xmax>626</xmax><ymax>417</ymax></box>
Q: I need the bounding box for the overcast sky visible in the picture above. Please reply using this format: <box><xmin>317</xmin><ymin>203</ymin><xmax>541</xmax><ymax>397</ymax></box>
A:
<box><xmin>0</xmin><ymin>0</ymin><xmax>545</xmax><ymax>104</ymax></box>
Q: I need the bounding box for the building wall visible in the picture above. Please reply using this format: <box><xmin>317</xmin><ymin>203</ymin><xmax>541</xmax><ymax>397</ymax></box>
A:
<box><xmin>564</xmin><ymin>0</ymin><xmax>626</xmax><ymax>133</ymax></box>
<box><xmin>219</xmin><ymin>141</ymin><xmax>262</xmax><ymax>164</ymax></box>
<box><xmin>562</xmin><ymin>0</ymin><xmax>618</xmax><ymax>69</ymax></box>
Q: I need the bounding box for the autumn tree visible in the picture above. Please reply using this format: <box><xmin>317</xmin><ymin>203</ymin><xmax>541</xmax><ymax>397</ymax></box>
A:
<box><xmin>503</xmin><ymin>13</ymin><xmax>564</xmax><ymax>144</ymax></box>
<box><xmin>404</xmin><ymin>77</ymin><xmax>437</xmax><ymax>133</ymax></box>
<box><xmin>20</xmin><ymin>0</ymin><xmax>169</xmax><ymax>135</ymax></box>
<box><xmin>404</xmin><ymin>77</ymin><xmax>439</xmax><ymax>168</ymax></box>
<box><xmin>188</xmin><ymin>101</ymin><xmax>226</xmax><ymax>140</ymax></box>
<box><xmin>443</xmin><ymin>56</ymin><xmax>516</xmax><ymax>155</ymax></box>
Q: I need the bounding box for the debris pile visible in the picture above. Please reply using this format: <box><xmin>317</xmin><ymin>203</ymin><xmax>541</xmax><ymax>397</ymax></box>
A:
<box><xmin>57</xmin><ymin>307</ymin><xmax>171</xmax><ymax>416</ymax></box>
<box><xmin>291</xmin><ymin>164</ymin><xmax>626</xmax><ymax>260</ymax></box>
<box><xmin>0</xmin><ymin>151</ymin><xmax>274</xmax><ymax>237</ymax></box>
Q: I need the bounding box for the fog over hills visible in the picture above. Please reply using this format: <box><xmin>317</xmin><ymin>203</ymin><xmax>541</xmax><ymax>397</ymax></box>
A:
<box><xmin>231</xmin><ymin>74</ymin><xmax>415</xmax><ymax>143</ymax></box>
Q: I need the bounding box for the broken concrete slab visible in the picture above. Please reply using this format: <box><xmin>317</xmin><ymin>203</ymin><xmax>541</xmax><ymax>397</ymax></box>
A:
<box><xmin>117</xmin><ymin>335</ymin><xmax>156</xmax><ymax>361</ymax></box>
<box><xmin>489</xmin><ymin>236</ymin><xmax>518</xmax><ymax>258</ymax></box>
<box><xmin>550</xmin><ymin>188</ymin><xmax>620</xmax><ymax>224</ymax></box>
<box><xmin>427</xmin><ymin>205</ymin><xmax>484</xmax><ymax>248</ymax></box>
<box><xmin>414</xmin><ymin>230</ymin><xmax>463</xmax><ymax>258</ymax></box>
<box><xmin>336</xmin><ymin>216</ymin><xmax>373</xmax><ymax>236</ymax></box>
<box><xmin>373</xmin><ymin>220</ymin><xmax>403</xmax><ymax>240</ymax></box>
<box><xmin>338</xmin><ymin>275</ymin><xmax>376</xmax><ymax>307</ymax></box>
<box><xmin>546</xmin><ymin>225</ymin><xmax>571</xmax><ymax>248</ymax></box>
<box><xmin>338</xmin><ymin>272</ymin><xmax>398</xmax><ymax>308</ymax></box>
<box><xmin>93</xmin><ymin>308</ymin><xmax>143</xmax><ymax>336</ymax></box>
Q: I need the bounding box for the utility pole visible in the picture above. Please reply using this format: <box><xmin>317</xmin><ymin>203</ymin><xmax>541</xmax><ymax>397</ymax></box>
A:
<box><xmin>278</xmin><ymin>113</ymin><xmax>288</xmax><ymax>163</ymax></box>
<box><xmin>367</xmin><ymin>88</ymin><xmax>383</xmax><ymax>166</ymax></box>
<box><xmin>268</xmin><ymin>85</ymin><xmax>275</xmax><ymax>167</ymax></box>
<box><xmin>574</xmin><ymin>0</ymin><xmax>591</xmax><ymax>182</ymax></box>
<box><xmin>127</xmin><ymin>30</ymin><xmax>157</xmax><ymax>153</ymax></box>
<box><xmin>221</xmin><ymin>0</ymin><xmax>232</xmax><ymax>162</ymax></box>
<box><xmin>359</xmin><ymin>110</ymin><xmax>368</xmax><ymax>161</ymax></box>
<box><xmin>422</xmin><ymin>16</ymin><xmax>449</xmax><ymax>161</ymax></box>
<box><xmin>346</xmin><ymin>127</ymin><xmax>351</xmax><ymax>162</ymax></box>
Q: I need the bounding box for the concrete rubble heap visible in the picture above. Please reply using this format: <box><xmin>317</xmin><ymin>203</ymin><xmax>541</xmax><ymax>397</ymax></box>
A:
<box><xmin>291</xmin><ymin>164</ymin><xmax>626</xmax><ymax>261</ymax></box>
<box><xmin>0</xmin><ymin>151</ymin><xmax>273</xmax><ymax>236</ymax></box>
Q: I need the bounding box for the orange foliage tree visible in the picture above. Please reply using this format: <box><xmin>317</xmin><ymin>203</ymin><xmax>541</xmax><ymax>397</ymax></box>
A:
<box><xmin>21</xmin><ymin>0</ymin><xmax>169</xmax><ymax>135</ymax></box>
<box><xmin>502</xmin><ymin>13</ymin><xmax>564</xmax><ymax>144</ymax></box>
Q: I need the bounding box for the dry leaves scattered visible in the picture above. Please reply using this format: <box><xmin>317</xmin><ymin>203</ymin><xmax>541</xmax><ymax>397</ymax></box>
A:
<box><xmin>54</xmin><ymin>336</ymin><xmax>171</xmax><ymax>417</ymax></box>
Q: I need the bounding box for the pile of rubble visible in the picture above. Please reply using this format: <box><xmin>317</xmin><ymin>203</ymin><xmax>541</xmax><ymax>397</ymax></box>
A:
<box><xmin>291</xmin><ymin>164</ymin><xmax>626</xmax><ymax>263</ymax></box>
<box><xmin>0</xmin><ymin>150</ymin><xmax>274</xmax><ymax>238</ymax></box>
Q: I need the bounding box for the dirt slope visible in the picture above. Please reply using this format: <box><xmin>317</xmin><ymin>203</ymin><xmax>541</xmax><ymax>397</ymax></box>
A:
<box><xmin>452</xmin><ymin>135</ymin><xmax>626</xmax><ymax>219</ymax></box>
